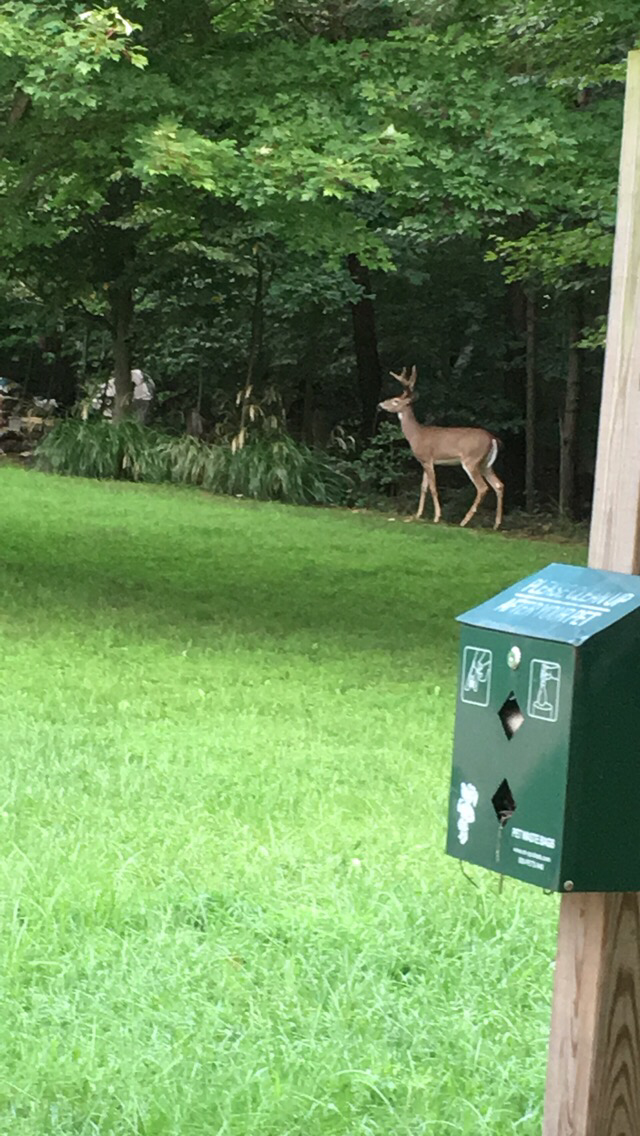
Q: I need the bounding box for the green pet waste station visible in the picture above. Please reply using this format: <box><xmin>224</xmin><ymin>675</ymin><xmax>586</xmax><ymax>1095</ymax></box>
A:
<box><xmin>446</xmin><ymin>563</ymin><xmax>640</xmax><ymax>893</ymax></box>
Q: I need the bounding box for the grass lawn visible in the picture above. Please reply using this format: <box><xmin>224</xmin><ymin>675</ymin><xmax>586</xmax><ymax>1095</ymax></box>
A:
<box><xmin>0</xmin><ymin>467</ymin><xmax>587</xmax><ymax>1136</ymax></box>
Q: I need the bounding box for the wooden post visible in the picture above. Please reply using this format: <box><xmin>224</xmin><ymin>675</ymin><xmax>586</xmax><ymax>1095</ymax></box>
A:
<box><xmin>543</xmin><ymin>50</ymin><xmax>640</xmax><ymax>1135</ymax></box>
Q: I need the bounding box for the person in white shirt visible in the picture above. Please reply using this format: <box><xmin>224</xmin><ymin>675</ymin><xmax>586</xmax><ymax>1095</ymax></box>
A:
<box><xmin>131</xmin><ymin>368</ymin><xmax>155</xmax><ymax>423</ymax></box>
<box><xmin>91</xmin><ymin>369</ymin><xmax>155</xmax><ymax>421</ymax></box>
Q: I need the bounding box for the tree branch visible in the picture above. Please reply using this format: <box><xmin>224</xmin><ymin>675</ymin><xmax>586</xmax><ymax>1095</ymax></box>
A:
<box><xmin>72</xmin><ymin>300</ymin><xmax>113</xmax><ymax>333</ymax></box>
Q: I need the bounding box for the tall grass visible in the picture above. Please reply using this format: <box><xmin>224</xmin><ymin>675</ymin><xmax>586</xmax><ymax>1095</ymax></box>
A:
<box><xmin>223</xmin><ymin>436</ymin><xmax>349</xmax><ymax>504</ymax></box>
<box><xmin>0</xmin><ymin>466</ymin><xmax>587</xmax><ymax>1136</ymax></box>
<box><xmin>35</xmin><ymin>420</ymin><xmax>170</xmax><ymax>483</ymax></box>
<box><xmin>36</xmin><ymin>421</ymin><xmax>350</xmax><ymax>506</ymax></box>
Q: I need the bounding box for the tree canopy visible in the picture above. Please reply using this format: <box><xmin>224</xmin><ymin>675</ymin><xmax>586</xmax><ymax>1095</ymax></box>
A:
<box><xmin>2</xmin><ymin>0</ymin><xmax>639</xmax><ymax>513</ymax></box>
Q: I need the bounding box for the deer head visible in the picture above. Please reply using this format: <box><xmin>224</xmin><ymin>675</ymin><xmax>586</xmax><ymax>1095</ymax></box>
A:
<box><xmin>378</xmin><ymin>365</ymin><xmax>418</xmax><ymax>413</ymax></box>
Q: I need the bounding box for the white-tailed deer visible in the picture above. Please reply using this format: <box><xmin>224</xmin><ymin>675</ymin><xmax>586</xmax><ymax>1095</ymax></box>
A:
<box><xmin>378</xmin><ymin>366</ymin><xmax>504</xmax><ymax>529</ymax></box>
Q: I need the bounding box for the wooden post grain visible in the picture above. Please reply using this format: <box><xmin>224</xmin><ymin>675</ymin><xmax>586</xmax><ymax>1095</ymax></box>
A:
<box><xmin>543</xmin><ymin>51</ymin><xmax>640</xmax><ymax>1136</ymax></box>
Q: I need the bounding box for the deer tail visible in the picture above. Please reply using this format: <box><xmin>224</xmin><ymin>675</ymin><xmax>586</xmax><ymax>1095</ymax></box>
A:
<box><xmin>487</xmin><ymin>437</ymin><xmax>501</xmax><ymax>468</ymax></box>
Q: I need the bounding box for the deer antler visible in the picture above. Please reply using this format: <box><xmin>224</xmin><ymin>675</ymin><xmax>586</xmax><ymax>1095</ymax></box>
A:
<box><xmin>389</xmin><ymin>365</ymin><xmax>417</xmax><ymax>392</ymax></box>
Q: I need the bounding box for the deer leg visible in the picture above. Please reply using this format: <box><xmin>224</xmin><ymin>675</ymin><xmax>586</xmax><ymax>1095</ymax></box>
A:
<box><xmin>417</xmin><ymin>466</ymin><xmax>441</xmax><ymax>522</ymax></box>
<box><xmin>416</xmin><ymin>469</ymin><xmax>429</xmax><ymax>519</ymax></box>
<box><xmin>425</xmin><ymin>463</ymin><xmax>441</xmax><ymax>523</ymax></box>
<box><xmin>483</xmin><ymin>467</ymin><xmax>504</xmax><ymax>530</ymax></box>
<box><xmin>460</xmin><ymin>465</ymin><xmax>489</xmax><ymax>527</ymax></box>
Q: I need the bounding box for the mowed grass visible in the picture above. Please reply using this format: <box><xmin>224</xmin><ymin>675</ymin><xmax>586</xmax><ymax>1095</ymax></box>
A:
<box><xmin>0</xmin><ymin>467</ymin><xmax>586</xmax><ymax>1136</ymax></box>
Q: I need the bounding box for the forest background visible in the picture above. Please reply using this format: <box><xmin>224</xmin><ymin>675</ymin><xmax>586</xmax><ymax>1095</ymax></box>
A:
<box><xmin>2</xmin><ymin>0</ymin><xmax>639</xmax><ymax>519</ymax></box>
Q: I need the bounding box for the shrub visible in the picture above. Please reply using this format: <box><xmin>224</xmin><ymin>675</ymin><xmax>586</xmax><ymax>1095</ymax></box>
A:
<box><xmin>224</xmin><ymin>435</ymin><xmax>350</xmax><ymax>505</ymax></box>
<box><xmin>36</xmin><ymin>421</ymin><xmax>351</xmax><ymax>507</ymax></box>
<box><xmin>348</xmin><ymin>421</ymin><xmax>417</xmax><ymax>508</ymax></box>
<box><xmin>35</xmin><ymin>420</ymin><xmax>170</xmax><ymax>483</ymax></box>
<box><xmin>155</xmin><ymin>434</ymin><xmax>231</xmax><ymax>490</ymax></box>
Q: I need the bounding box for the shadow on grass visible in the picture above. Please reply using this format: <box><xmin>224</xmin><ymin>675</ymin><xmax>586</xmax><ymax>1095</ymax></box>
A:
<box><xmin>1</xmin><ymin>472</ymin><xmax>579</xmax><ymax>659</ymax></box>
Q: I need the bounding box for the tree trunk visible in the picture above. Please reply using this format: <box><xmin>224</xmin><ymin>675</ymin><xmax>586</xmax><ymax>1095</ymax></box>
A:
<box><xmin>237</xmin><ymin>253</ymin><xmax>265</xmax><ymax>447</ymax></box>
<box><xmin>347</xmin><ymin>254</ymin><xmax>382</xmax><ymax>440</ymax></box>
<box><xmin>300</xmin><ymin>311</ymin><xmax>321</xmax><ymax>445</ymax></box>
<box><xmin>302</xmin><ymin>370</ymin><xmax>314</xmax><ymax>445</ymax></box>
<box><xmin>525</xmin><ymin>292</ymin><xmax>536</xmax><ymax>512</ymax></box>
<box><xmin>81</xmin><ymin>324</ymin><xmax>90</xmax><ymax>388</ymax></box>
<box><xmin>559</xmin><ymin>298</ymin><xmax>582</xmax><ymax>517</ymax></box>
<box><xmin>501</xmin><ymin>283</ymin><xmax>526</xmax><ymax>508</ymax></box>
<box><xmin>110</xmin><ymin>285</ymin><xmax>133</xmax><ymax>422</ymax></box>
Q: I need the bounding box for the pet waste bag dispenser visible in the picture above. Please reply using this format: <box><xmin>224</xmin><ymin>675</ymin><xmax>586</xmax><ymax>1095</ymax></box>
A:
<box><xmin>446</xmin><ymin>563</ymin><xmax>640</xmax><ymax>893</ymax></box>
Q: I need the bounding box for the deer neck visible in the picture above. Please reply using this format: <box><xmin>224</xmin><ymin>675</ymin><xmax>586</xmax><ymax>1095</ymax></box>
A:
<box><xmin>397</xmin><ymin>403</ymin><xmax>425</xmax><ymax>453</ymax></box>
